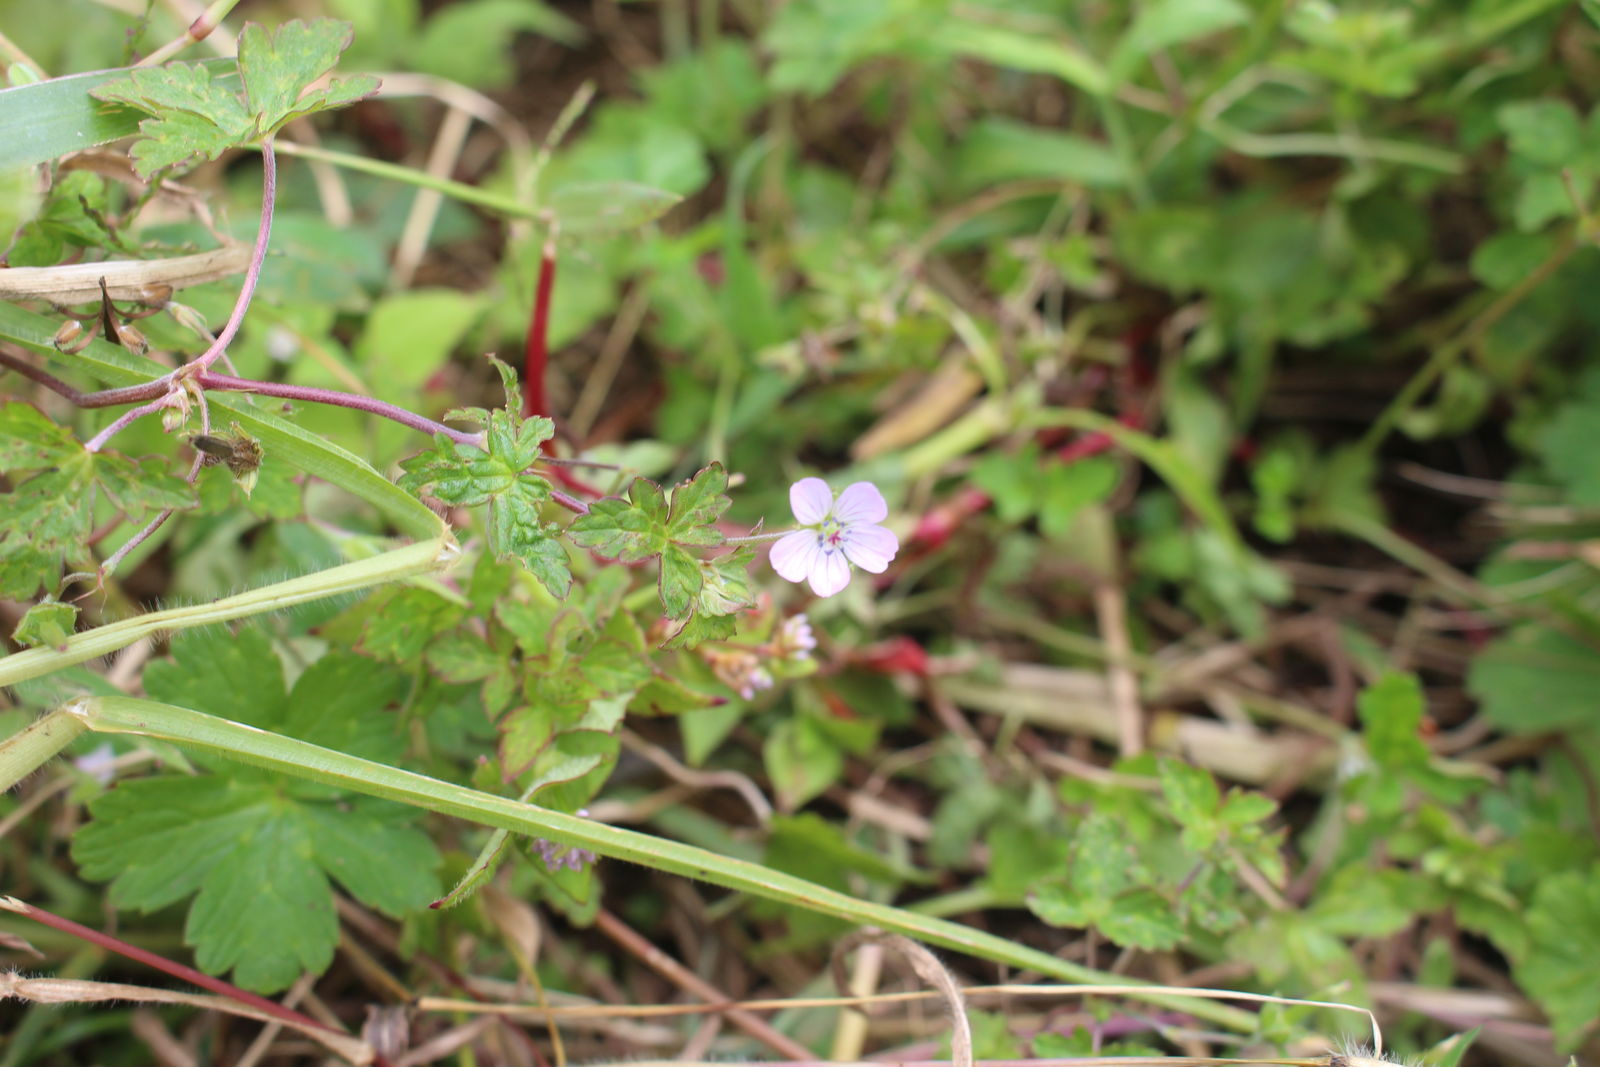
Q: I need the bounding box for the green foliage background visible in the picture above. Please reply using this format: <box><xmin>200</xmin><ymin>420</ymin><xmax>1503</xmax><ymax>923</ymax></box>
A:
<box><xmin>2</xmin><ymin>0</ymin><xmax>1599</xmax><ymax>1062</ymax></box>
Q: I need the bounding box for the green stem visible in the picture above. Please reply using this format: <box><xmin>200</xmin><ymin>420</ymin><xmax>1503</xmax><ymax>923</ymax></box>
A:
<box><xmin>903</xmin><ymin>400</ymin><xmax>1243</xmax><ymax>556</ymax></box>
<box><xmin>63</xmin><ymin>695</ymin><xmax>1257</xmax><ymax>1033</ymax></box>
<box><xmin>0</xmin><ymin>536</ymin><xmax>458</xmax><ymax>689</ymax></box>
<box><xmin>1357</xmin><ymin>230</ymin><xmax>1577</xmax><ymax>455</ymax></box>
<box><xmin>268</xmin><ymin>140</ymin><xmax>541</xmax><ymax>222</ymax></box>
<box><xmin>0</xmin><ymin>709</ymin><xmax>88</xmax><ymax>792</ymax></box>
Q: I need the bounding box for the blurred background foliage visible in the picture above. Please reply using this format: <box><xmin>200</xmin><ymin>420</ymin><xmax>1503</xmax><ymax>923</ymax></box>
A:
<box><xmin>3</xmin><ymin>0</ymin><xmax>1600</xmax><ymax>1063</ymax></box>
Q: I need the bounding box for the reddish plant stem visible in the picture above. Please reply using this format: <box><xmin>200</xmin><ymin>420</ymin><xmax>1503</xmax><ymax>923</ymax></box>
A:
<box><xmin>516</xmin><ymin>225</ymin><xmax>605</xmax><ymax>499</ymax></box>
<box><xmin>5</xmin><ymin>898</ymin><xmax>357</xmax><ymax>1048</ymax></box>
<box><xmin>84</xmin><ymin>396</ymin><xmax>169</xmax><ymax>452</ymax></box>
<box><xmin>186</xmin><ymin>140</ymin><xmax>276</xmax><ymax>375</ymax></box>
<box><xmin>196</xmin><ymin>372</ymin><xmax>482</xmax><ymax>445</ymax></box>
<box><xmin>522</xmin><ymin>226</ymin><xmax>557</xmax><ymax>421</ymax></box>
<box><xmin>1</xmin><ymin>352</ymin><xmax>483</xmax><ymax>448</ymax></box>
<box><xmin>0</xmin><ymin>349</ymin><xmax>164</xmax><ymax>407</ymax></box>
<box><xmin>549</xmin><ymin>488</ymin><xmax>589</xmax><ymax>515</ymax></box>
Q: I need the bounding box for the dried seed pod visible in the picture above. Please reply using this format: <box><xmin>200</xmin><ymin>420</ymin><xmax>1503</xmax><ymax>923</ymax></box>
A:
<box><xmin>52</xmin><ymin>319</ymin><xmax>89</xmax><ymax>353</ymax></box>
<box><xmin>115</xmin><ymin>322</ymin><xmax>148</xmax><ymax>356</ymax></box>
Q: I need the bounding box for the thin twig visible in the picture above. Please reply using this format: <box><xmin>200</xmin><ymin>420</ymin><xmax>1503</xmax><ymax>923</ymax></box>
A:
<box><xmin>137</xmin><ymin>0</ymin><xmax>242</xmax><ymax>66</ymax></box>
<box><xmin>0</xmin><ymin>898</ymin><xmax>359</xmax><ymax>1050</ymax></box>
<box><xmin>591</xmin><ymin>908</ymin><xmax>813</xmax><ymax>1060</ymax></box>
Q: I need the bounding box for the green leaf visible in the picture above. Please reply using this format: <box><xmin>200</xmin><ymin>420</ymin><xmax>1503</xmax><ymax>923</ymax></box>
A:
<box><xmin>91</xmin><ymin>63</ymin><xmax>253</xmax><ymax>176</ymax></box>
<box><xmin>74</xmin><ymin>639</ymin><xmax>437</xmax><ymax>992</ymax></box>
<box><xmin>11</xmin><ymin>599</ymin><xmax>78</xmax><ymax>650</ymax></box>
<box><xmin>410</xmin><ymin>0</ymin><xmax>583</xmax><ymax>89</ymax></box>
<box><xmin>355</xmin><ymin>289</ymin><xmax>488</xmax><ymax>396</ymax></box>
<box><xmin>183</xmin><ymin>806</ymin><xmax>338</xmax><ymax>991</ymax></box>
<box><xmin>236</xmin><ymin>20</ymin><xmax>379</xmax><ymax>136</ymax></box>
<box><xmin>1110</xmin><ymin>0</ymin><xmax>1248</xmax><ymax>83</ymax></box>
<box><xmin>1038</xmin><ymin>458</ymin><xmax>1120</xmax><ymax>540</ymax></box>
<box><xmin>1468</xmin><ymin>624</ymin><xmax>1600</xmax><ymax>733</ymax></box>
<box><xmin>971</xmin><ymin>445</ymin><xmax>1040</xmax><ymax>522</ymax></box>
<box><xmin>1098</xmin><ymin>888</ymin><xmax>1186</xmax><ymax>950</ymax></box>
<box><xmin>144</xmin><ymin>627</ymin><xmax>286</xmax><ymax>731</ymax></box>
<box><xmin>764</xmin><ymin>717</ymin><xmax>842</xmax><ymax>811</ymax></box>
<box><xmin>932</xmin><ymin>19</ymin><xmax>1108</xmax><ymax>95</ymax></box>
<box><xmin>663</xmin><ymin>463</ymin><xmax>731</xmax><ymax>543</ymax></box>
<box><xmin>1029</xmin><ymin>883</ymin><xmax>1094</xmax><ymax>927</ymax></box>
<box><xmin>545</xmin><ymin>182</ymin><xmax>682</xmax><ymax>235</ymax></box>
<box><xmin>399</xmin><ymin>404</ymin><xmax>567</xmax><ymax>596</ymax></box>
<box><xmin>357</xmin><ymin>587</ymin><xmax>467</xmax><ymax>661</ymax></box>
<box><xmin>282</xmin><ymin>650</ymin><xmax>409</xmax><ymax>760</ymax></box>
<box><xmin>74</xmin><ymin>773</ymin><xmax>438</xmax><ymax>993</ymax></box>
<box><xmin>954</xmin><ymin>118</ymin><xmax>1126</xmax><ymax>191</ymax></box>
<box><xmin>1471</xmin><ymin>230</ymin><xmax>1560</xmax><ymax>290</ymax></box>
<box><xmin>90</xmin><ymin>19</ymin><xmax>375</xmax><ymax>177</ymax></box>
<box><xmin>1498</xmin><ymin>99</ymin><xmax>1584</xmax><ymax>168</ymax></box>
<box><xmin>1308</xmin><ymin>867</ymin><xmax>1422</xmax><ymax>938</ymax></box>
<box><xmin>1357</xmin><ymin>672</ymin><xmax>1429</xmax><ymax>768</ymax></box>
<box><xmin>1159</xmin><ymin>759</ymin><xmax>1221</xmax><ymax>850</ymax></box>
<box><xmin>763</xmin><ymin>0</ymin><xmax>944</xmax><ymax>96</ymax></box>
<box><xmin>1069</xmin><ymin>812</ymin><xmax>1136</xmax><ymax>899</ymax></box>
<box><xmin>0</xmin><ymin>61</ymin><xmax>235</xmax><ymax>171</ymax></box>
<box><xmin>1516</xmin><ymin>864</ymin><xmax>1600</xmax><ymax>1051</ymax></box>
<box><xmin>1538</xmin><ymin>395</ymin><xmax>1600</xmax><ymax>504</ymax></box>
<box><xmin>1218</xmin><ymin>791</ymin><xmax>1277</xmax><ymax>827</ymax></box>
<box><xmin>0</xmin><ymin>401</ymin><xmax>74</xmax><ymax>467</ymax></box>
<box><xmin>658</xmin><ymin>546</ymin><xmax>700</xmax><ymax>619</ymax></box>
<box><xmin>570</xmin><ymin>465</ymin><xmax>731</xmax><ymax>619</ymax></box>
<box><xmin>0</xmin><ymin>404</ymin><xmax>197</xmax><ymax>598</ymax></box>
<box><xmin>567</xmin><ymin>483</ymin><xmax>668</xmax><ymax>562</ymax></box>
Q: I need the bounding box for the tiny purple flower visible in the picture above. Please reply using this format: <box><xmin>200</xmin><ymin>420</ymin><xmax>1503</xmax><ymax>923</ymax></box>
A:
<box><xmin>770</xmin><ymin>479</ymin><xmax>899</xmax><ymax>597</ymax></box>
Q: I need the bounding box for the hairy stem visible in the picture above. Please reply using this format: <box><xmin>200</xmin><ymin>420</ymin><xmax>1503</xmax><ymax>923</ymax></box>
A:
<box><xmin>0</xmin><ymin>709</ymin><xmax>87</xmax><ymax>793</ymax></box>
<box><xmin>0</xmin><ymin>348</ymin><xmax>164</xmax><ymax>407</ymax></box>
<box><xmin>1</xmin><ymin>350</ymin><xmax>483</xmax><ymax>448</ymax></box>
<box><xmin>0</xmin><ymin>536</ymin><xmax>459</xmax><ymax>689</ymax></box>
<box><xmin>58</xmin><ymin>695</ymin><xmax>1257</xmax><ymax>1033</ymax></box>
<box><xmin>136</xmin><ymin>0</ymin><xmax>243</xmax><ymax>67</ymax></box>
<box><xmin>84</xmin><ymin>395</ymin><xmax>170</xmax><ymax>453</ymax></box>
<box><xmin>185</xmin><ymin>139</ymin><xmax>276</xmax><ymax>375</ymax></box>
<box><xmin>197</xmin><ymin>371</ymin><xmax>482</xmax><ymax>445</ymax></box>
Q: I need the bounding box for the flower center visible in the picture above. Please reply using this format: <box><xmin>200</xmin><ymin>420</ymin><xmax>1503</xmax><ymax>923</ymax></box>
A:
<box><xmin>818</xmin><ymin>517</ymin><xmax>846</xmax><ymax>552</ymax></box>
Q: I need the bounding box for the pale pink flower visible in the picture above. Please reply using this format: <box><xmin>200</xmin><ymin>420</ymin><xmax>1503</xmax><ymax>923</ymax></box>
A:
<box><xmin>776</xmin><ymin>613</ymin><xmax>817</xmax><ymax>660</ymax></box>
<box><xmin>770</xmin><ymin>478</ymin><xmax>899</xmax><ymax>597</ymax></box>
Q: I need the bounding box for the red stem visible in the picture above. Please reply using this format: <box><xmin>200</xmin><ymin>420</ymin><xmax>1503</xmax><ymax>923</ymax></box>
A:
<box><xmin>7</xmin><ymin>898</ymin><xmax>356</xmax><ymax>1045</ymax></box>
<box><xmin>522</xmin><ymin>228</ymin><xmax>557</xmax><ymax>420</ymax></box>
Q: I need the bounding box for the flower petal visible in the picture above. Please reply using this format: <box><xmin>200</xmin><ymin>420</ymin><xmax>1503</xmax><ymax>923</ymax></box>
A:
<box><xmin>789</xmin><ymin>477</ymin><xmax>834</xmax><ymax>525</ymax></box>
<box><xmin>808</xmin><ymin>549</ymin><xmax>852</xmax><ymax>597</ymax></box>
<box><xmin>832</xmin><ymin>481</ymin><xmax>888</xmax><ymax>525</ymax></box>
<box><xmin>770</xmin><ymin>530</ymin><xmax>820</xmax><ymax>584</ymax></box>
<box><xmin>842</xmin><ymin>523</ymin><xmax>898</xmax><ymax>573</ymax></box>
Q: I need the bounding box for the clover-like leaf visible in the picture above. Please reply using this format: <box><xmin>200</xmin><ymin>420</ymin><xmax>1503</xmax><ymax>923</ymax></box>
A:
<box><xmin>569</xmin><ymin>463</ymin><xmax>733</xmax><ymax>619</ymax></box>
<box><xmin>398</xmin><ymin>414</ymin><xmax>566</xmax><ymax>598</ymax></box>
<box><xmin>91</xmin><ymin>19</ymin><xmax>376</xmax><ymax>177</ymax></box>
<box><xmin>73</xmin><ymin>636</ymin><xmax>439</xmax><ymax>993</ymax></box>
